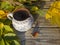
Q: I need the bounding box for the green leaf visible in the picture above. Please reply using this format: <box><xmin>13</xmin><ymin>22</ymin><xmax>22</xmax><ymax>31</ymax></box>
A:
<box><xmin>0</xmin><ymin>36</ymin><xmax>2</xmax><ymax>41</ymax></box>
<box><xmin>36</xmin><ymin>10</ymin><xmax>45</xmax><ymax>16</ymax></box>
<box><xmin>0</xmin><ymin>29</ymin><xmax>3</xmax><ymax>36</ymax></box>
<box><xmin>1</xmin><ymin>1</ymin><xmax>14</xmax><ymax>12</ymax></box>
<box><xmin>4</xmin><ymin>33</ymin><xmax>16</xmax><ymax>41</ymax></box>
<box><xmin>3</xmin><ymin>19</ymin><xmax>12</xmax><ymax>25</ymax></box>
<box><xmin>13</xmin><ymin>40</ymin><xmax>20</xmax><ymax>45</ymax></box>
<box><xmin>4</xmin><ymin>33</ymin><xmax>16</xmax><ymax>37</ymax></box>
<box><xmin>0</xmin><ymin>22</ymin><xmax>4</xmax><ymax>29</ymax></box>
<box><xmin>10</xmin><ymin>40</ymin><xmax>20</xmax><ymax>45</ymax></box>
<box><xmin>0</xmin><ymin>39</ymin><xmax>5</xmax><ymax>45</ymax></box>
<box><xmin>0</xmin><ymin>23</ymin><xmax>4</xmax><ymax>36</ymax></box>
<box><xmin>4</xmin><ymin>25</ymin><xmax>13</xmax><ymax>33</ymax></box>
<box><xmin>18</xmin><ymin>0</ymin><xmax>26</xmax><ymax>3</ymax></box>
<box><xmin>0</xmin><ymin>1</ymin><xmax>10</xmax><ymax>9</ymax></box>
<box><xmin>4</xmin><ymin>5</ymin><xmax>14</xmax><ymax>12</ymax></box>
<box><xmin>0</xmin><ymin>19</ymin><xmax>6</xmax><ymax>23</ymax></box>
<box><xmin>5</xmin><ymin>41</ymin><xmax>10</xmax><ymax>45</ymax></box>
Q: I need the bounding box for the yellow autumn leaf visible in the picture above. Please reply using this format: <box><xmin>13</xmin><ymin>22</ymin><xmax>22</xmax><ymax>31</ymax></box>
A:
<box><xmin>51</xmin><ymin>1</ymin><xmax>60</xmax><ymax>9</ymax></box>
<box><xmin>56</xmin><ymin>1</ymin><xmax>60</xmax><ymax>9</ymax></box>
<box><xmin>45</xmin><ymin>1</ymin><xmax>60</xmax><ymax>25</ymax></box>
<box><xmin>0</xmin><ymin>10</ymin><xmax>5</xmax><ymax>15</ymax></box>
<box><xmin>51</xmin><ymin>8</ymin><xmax>59</xmax><ymax>15</ymax></box>
<box><xmin>0</xmin><ymin>10</ymin><xmax>8</xmax><ymax>19</ymax></box>
<box><xmin>45</xmin><ymin>13</ymin><xmax>52</xmax><ymax>19</ymax></box>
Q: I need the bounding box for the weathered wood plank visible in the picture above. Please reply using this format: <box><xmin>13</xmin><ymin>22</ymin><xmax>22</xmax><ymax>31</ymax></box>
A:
<box><xmin>25</xmin><ymin>26</ymin><xmax>60</xmax><ymax>45</ymax></box>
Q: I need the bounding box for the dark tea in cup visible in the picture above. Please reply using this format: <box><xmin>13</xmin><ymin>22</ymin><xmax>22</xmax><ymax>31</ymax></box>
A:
<box><xmin>13</xmin><ymin>10</ymin><xmax>30</xmax><ymax>21</ymax></box>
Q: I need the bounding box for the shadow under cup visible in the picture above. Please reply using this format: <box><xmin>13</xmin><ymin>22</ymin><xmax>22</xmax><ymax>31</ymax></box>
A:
<box><xmin>13</xmin><ymin>10</ymin><xmax>30</xmax><ymax>21</ymax></box>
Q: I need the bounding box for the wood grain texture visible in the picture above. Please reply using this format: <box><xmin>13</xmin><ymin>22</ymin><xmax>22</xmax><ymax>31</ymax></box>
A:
<box><xmin>16</xmin><ymin>16</ymin><xmax>60</xmax><ymax>45</ymax></box>
<box><xmin>25</xmin><ymin>17</ymin><xmax>60</xmax><ymax>45</ymax></box>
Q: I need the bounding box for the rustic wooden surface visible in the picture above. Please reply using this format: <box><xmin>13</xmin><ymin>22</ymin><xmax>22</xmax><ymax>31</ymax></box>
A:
<box><xmin>15</xmin><ymin>0</ymin><xmax>60</xmax><ymax>45</ymax></box>
<box><xmin>16</xmin><ymin>16</ymin><xmax>60</xmax><ymax>45</ymax></box>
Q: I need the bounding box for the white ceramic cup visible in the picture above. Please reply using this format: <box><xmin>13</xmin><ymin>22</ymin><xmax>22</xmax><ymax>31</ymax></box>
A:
<box><xmin>7</xmin><ymin>8</ymin><xmax>34</xmax><ymax>32</ymax></box>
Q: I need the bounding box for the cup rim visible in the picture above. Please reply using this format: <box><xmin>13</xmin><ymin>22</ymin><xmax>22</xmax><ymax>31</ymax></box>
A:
<box><xmin>13</xmin><ymin>8</ymin><xmax>30</xmax><ymax>14</ymax></box>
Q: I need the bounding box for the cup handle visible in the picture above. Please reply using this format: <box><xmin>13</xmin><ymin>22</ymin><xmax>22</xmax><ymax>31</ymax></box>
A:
<box><xmin>7</xmin><ymin>13</ymin><xmax>13</xmax><ymax>20</ymax></box>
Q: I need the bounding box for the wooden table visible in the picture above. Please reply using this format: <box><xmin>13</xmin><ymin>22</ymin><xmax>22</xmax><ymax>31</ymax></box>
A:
<box><xmin>15</xmin><ymin>16</ymin><xmax>60</xmax><ymax>45</ymax></box>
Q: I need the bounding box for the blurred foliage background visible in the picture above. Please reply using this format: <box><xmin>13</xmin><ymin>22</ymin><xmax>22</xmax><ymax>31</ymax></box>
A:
<box><xmin>0</xmin><ymin>0</ymin><xmax>46</xmax><ymax>45</ymax></box>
